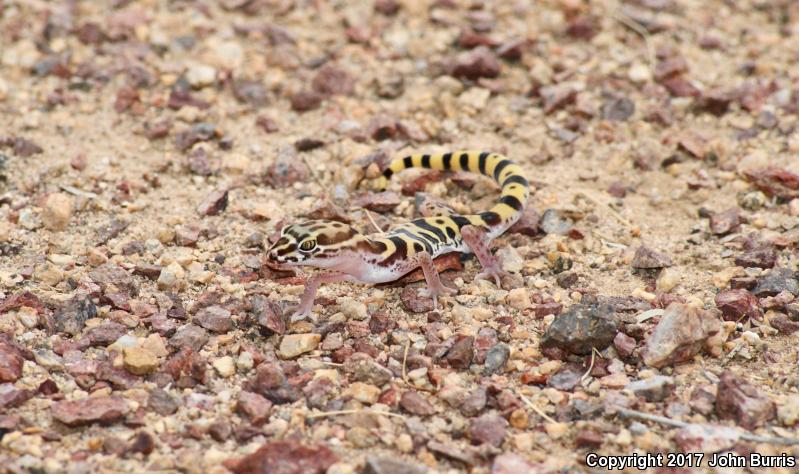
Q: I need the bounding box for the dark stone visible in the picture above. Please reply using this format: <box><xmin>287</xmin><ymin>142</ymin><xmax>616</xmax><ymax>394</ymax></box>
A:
<box><xmin>752</xmin><ymin>268</ymin><xmax>798</xmax><ymax>297</ymax></box>
<box><xmin>540</xmin><ymin>303</ymin><xmax>618</xmax><ymax>355</ymax></box>
<box><xmin>715</xmin><ymin>371</ymin><xmax>775</xmax><ymax>430</ymax></box>
<box><xmin>51</xmin><ymin>293</ymin><xmax>96</xmax><ymax>336</ymax></box>
<box><xmin>147</xmin><ymin>388</ymin><xmax>178</xmax><ymax>415</ymax></box>
<box><xmin>631</xmin><ymin>246</ymin><xmax>673</xmax><ymax>269</ymax></box>
<box><xmin>714</xmin><ymin>289</ymin><xmax>762</xmax><ymax>321</ymax></box>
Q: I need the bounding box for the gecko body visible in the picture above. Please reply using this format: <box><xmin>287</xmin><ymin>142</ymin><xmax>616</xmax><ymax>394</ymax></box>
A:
<box><xmin>266</xmin><ymin>150</ymin><xmax>530</xmax><ymax>318</ymax></box>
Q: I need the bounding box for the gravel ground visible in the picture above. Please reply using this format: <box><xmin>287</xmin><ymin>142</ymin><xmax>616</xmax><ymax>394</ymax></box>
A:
<box><xmin>1</xmin><ymin>0</ymin><xmax>799</xmax><ymax>473</ymax></box>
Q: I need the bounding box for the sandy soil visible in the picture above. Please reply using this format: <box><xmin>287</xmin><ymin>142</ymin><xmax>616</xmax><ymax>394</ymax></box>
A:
<box><xmin>1</xmin><ymin>0</ymin><xmax>799</xmax><ymax>473</ymax></box>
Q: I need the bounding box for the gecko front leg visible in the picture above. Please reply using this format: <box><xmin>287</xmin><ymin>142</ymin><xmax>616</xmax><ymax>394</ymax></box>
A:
<box><xmin>461</xmin><ymin>225</ymin><xmax>511</xmax><ymax>288</ymax></box>
<box><xmin>291</xmin><ymin>272</ymin><xmax>354</xmax><ymax>321</ymax></box>
<box><xmin>400</xmin><ymin>251</ymin><xmax>457</xmax><ymax>310</ymax></box>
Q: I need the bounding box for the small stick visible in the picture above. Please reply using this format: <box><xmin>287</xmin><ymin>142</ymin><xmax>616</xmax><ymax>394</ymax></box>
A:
<box><xmin>617</xmin><ymin>408</ymin><xmax>799</xmax><ymax>446</ymax></box>
<box><xmin>580</xmin><ymin>347</ymin><xmax>603</xmax><ymax>382</ymax></box>
<box><xmin>580</xmin><ymin>348</ymin><xmax>596</xmax><ymax>382</ymax></box>
<box><xmin>306</xmin><ymin>409</ymin><xmax>406</xmax><ymax>420</ymax></box>
<box><xmin>575</xmin><ymin>191</ymin><xmax>637</xmax><ymax>232</ymax></box>
<box><xmin>518</xmin><ymin>392</ymin><xmax>558</xmax><ymax>424</ymax></box>
<box><xmin>612</xmin><ymin>11</ymin><xmax>657</xmax><ymax>80</ymax></box>
<box><xmin>365</xmin><ymin>209</ymin><xmax>384</xmax><ymax>233</ymax></box>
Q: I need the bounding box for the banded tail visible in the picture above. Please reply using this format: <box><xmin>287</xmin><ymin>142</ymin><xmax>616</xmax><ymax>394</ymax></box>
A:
<box><xmin>377</xmin><ymin>150</ymin><xmax>529</xmax><ymax>231</ymax></box>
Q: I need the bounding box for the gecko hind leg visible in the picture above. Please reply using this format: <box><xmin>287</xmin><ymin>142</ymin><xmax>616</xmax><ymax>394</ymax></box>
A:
<box><xmin>402</xmin><ymin>251</ymin><xmax>457</xmax><ymax>310</ymax></box>
<box><xmin>461</xmin><ymin>225</ymin><xmax>511</xmax><ymax>288</ymax></box>
<box><xmin>290</xmin><ymin>272</ymin><xmax>353</xmax><ymax>322</ymax></box>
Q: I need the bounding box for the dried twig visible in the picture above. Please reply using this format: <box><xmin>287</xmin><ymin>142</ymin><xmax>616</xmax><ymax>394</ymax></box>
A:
<box><xmin>575</xmin><ymin>191</ymin><xmax>637</xmax><ymax>232</ymax></box>
<box><xmin>617</xmin><ymin>408</ymin><xmax>799</xmax><ymax>446</ymax></box>
<box><xmin>518</xmin><ymin>392</ymin><xmax>558</xmax><ymax>424</ymax></box>
<box><xmin>365</xmin><ymin>209</ymin><xmax>384</xmax><ymax>233</ymax></box>
<box><xmin>580</xmin><ymin>347</ymin><xmax>603</xmax><ymax>382</ymax></box>
<box><xmin>612</xmin><ymin>11</ymin><xmax>657</xmax><ymax>80</ymax></box>
<box><xmin>306</xmin><ymin>409</ymin><xmax>406</xmax><ymax>420</ymax></box>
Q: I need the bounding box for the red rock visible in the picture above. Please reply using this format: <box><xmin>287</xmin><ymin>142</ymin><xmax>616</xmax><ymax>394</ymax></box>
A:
<box><xmin>742</xmin><ymin>167</ymin><xmax>799</xmax><ymax>200</ymax></box>
<box><xmin>86</xmin><ymin>322</ymin><xmax>127</xmax><ymax>347</ymax></box>
<box><xmin>473</xmin><ymin>328</ymin><xmax>498</xmax><ymax>365</ymax></box>
<box><xmin>77</xmin><ymin>22</ymin><xmax>106</xmax><ymax>44</ymax></box>
<box><xmin>715</xmin><ymin>371</ymin><xmax>775</xmax><ymax>429</ymax></box>
<box><xmin>631</xmin><ymin>245</ymin><xmax>673</xmax><ymax>269</ymax></box>
<box><xmin>0</xmin><ymin>339</ymin><xmax>27</xmax><ymax>383</ymax></box>
<box><xmin>311</xmin><ymin>64</ymin><xmax>354</xmax><ymax>96</ymax></box>
<box><xmin>654</xmin><ymin>57</ymin><xmax>688</xmax><ymax>81</ymax></box>
<box><xmin>160</xmin><ymin>347</ymin><xmax>207</xmax><ymax>388</ymax></box>
<box><xmin>128</xmin><ymin>431</ymin><xmax>155</xmax><ymax>455</ymax></box>
<box><xmin>95</xmin><ymin>219</ymin><xmax>130</xmax><ymax>245</ymax></box>
<box><xmin>114</xmin><ymin>86</ymin><xmax>140</xmax><ymax>113</ymax></box>
<box><xmin>246</xmin><ymin>362</ymin><xmax>301</xmax><ymax>404</ymax></box>
<box><xmin>709</xmin><ymin>208</ymin><xmax>741</xmax><ymax>235</ymax></box>
<box><xmin>695</xmin><ymin>88</ymin><xmax>737</xmax><ymax>115</ymax></box>
<box><xmin>232</xmin><ymin>79</ymin><xmax>268</xmax><ymax>107</ymax></box>
<box><xmin>0</xmin><ymin>291</ymin><xmax>46</xmax><ymax>315</ymax></box>
<box><xmin>613</xmin><ymin>332</ymin><xmax>637</xmax><ymax>358</ymax></box>
<box><xmin>566</xmin><ymin>15</ymin><xmax>599</xmax><ymax>39</ymax></box>
<box><xmin>193</xmin><ymin>305</ymin><xmax>233</xmax><ymax>333</ymax></box>
<box><xmin>290</xmin><ymin>91</ymin><xmax>322</xmax><ymax>112</ymax></box>
<box><xmin>400</xmin><ymin>390</ymin><xmax>436</xmax><ymax>416</ymax></box>
<box><xmin>508</xmin><ymin>206</ymin><xmax>540</xmax><ymax>236</ymax></box>
<box><xmin>368</xmin><ymin>312</ymin><xmax>395</xmax><ymax>334</ymax></box>
<box><xmin>374</xmin><ymin>0</ymin><xmax>400</xmax><ymax>15</ymax></box>
<box><xmin>457</xmin><ymin>29</ymin><xmax>499</xmax><ymax>49</ymax></box>
<box><xmin>662</xmin><ymin>76</ymin><xmax>701</xmax><ymax>97</ymax></box>
<box><xmin>143</xmin><ymin>119</ymin><xmax>171</xmax><ymax>141</ymax></box>
<box><xmin>229</xmin><ymin>440</ymin><xmax>338</xmax><ymax>474</ymax></box>
<box><xmin>450</xmin><ymin>46</ymin><xmax>501</xmax><ymax>80</ymax></box>
<box><xmin>574</xmin><ymin>429</ymin><xmax>603</xmax><ymax>448</ymax></box>
<box><xmin>133</xmin><ymin>264</ymin><xmax>162</xmax><ymax>280</ymax></box>
<box><xmin>642</xmin><ymin>303</ymin><xmax>721</xmax><ymax>368</ymax></box>
<box><xmin>51</xmin><ymin>396</ymin><xmax>130</xmax><ymax>427</ymax></box>
<box><xmin>255</xmin><ymin>116</ymin><xmax>278</xmax><ymax>133</ymax></box>
<box><xmin>294</xmin><ymin>138</ymin><xmax>324</xmax><ymax>152</ymax></box>
<box><xmin>496</xmin><ymin>38</ymin><xmax>527</xmax><ymax>61</ymax></box>
<box><xmin>444</xmin><ymin>335</ymin><xmax>474</xmax><ymax>369</ymax></box>
<box><xmin>195</xmin><ymin>189</ymin><xmax>228</xmax><ymax>216</ymax></box>
<box><xmin>400</xmin><ymin>286</ymin><xmax>434</xmax><ymax>313</ymax></box>
<box><xmin>236</xmin><ymin>390</ymin><xmax>273</xmax><ymax>425</ymax></box>
<box><xmin>714</xmin><ymin>289</ymin><xmax>762</xmax><ymax>321</ymax></box>
<box><xmin>366</xmin><ymin>115</ymin><xmax>401</xmax><ymax>141</ymax></box>
<box><xmin>735</xmin><ymin>243</ymin><xmax>777</xmax><ymax>269</ymax></box>
<box><xmin>769</xmin><ymin>313</ymin><xmax>799</xmax><ymax>334</ymax></box>
<box><xmin>355</xmin><ymin>191</ymin><xmax>401</xmax><ymax>213</ymax></box>
<box><xmin>175</xmin><ymin>123</ymin><xmax>218</xmax><ymax>152</ymax></box>
<box><xmin>88</xmin><ymin>263</ymin><xmax>138</xmax><ymax>297</ymax></box>
<box><xmin>533</xmin><ymin>301</ymin><xmax>562</xmax><ymax>318</ymax></box>
<box><xmin>0</xmin><ymin>384</ymin><xmax>33</xmax><ymax>410</ymax></box>
<box><xmin>689</xmin><ymin>385</ymin><xmax>716</xmax><ymax>416</ymax></box>
<box><xmin>540</xmin><ymin>84</ymin><xmax>577</xmax><ymax>114</ymax></box>
<box><xmin>264</xmin><ymin>150</ymin><xmax>309</xmax><ymax>188</ymax></box>
<box><xmin>469</xmin><ymin>414</ymin><xmax>507</xmax><ymax>447</ymax></box>
<box><xmin>168</xmin><ymin>88</ymin><xmax>209</xmax><ymax>110</ymax></box>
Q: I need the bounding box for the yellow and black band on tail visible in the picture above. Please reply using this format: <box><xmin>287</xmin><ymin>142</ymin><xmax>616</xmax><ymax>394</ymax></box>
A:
<box><xmin>376</xmin><ymin>150</ymin><xmax>529</xmax><ymax>228</ymax></box>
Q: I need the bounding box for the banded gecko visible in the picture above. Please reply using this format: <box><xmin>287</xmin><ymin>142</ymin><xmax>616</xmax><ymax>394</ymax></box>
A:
<box><xmin>266</xmin><ymin>150</ymin><xmax>530</xmax><ymax>319</ymax></box>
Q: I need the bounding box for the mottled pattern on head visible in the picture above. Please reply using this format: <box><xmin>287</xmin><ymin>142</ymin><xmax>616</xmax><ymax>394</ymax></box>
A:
<box><xmin>266</xmin><ymin>220</ymin><xmax>364</xmax><ymax>264</ymax></box>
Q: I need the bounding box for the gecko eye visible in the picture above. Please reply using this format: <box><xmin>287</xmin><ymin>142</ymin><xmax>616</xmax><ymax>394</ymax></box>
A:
<box><xmin>299</xmin><ymin>239</ymin><xmax>317</xmax><ymax>252</ymax></box>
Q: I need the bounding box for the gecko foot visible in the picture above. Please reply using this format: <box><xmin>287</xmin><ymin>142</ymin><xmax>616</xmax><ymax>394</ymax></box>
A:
<box><xmin>419</xmin><ymin>284</ymin><xmax>457</xmax><ymax>310</ymax></box>
<box><xmin>475</xmin><ymin>268</ymin><xmax>511</xmax><ymax>288</ymax></box>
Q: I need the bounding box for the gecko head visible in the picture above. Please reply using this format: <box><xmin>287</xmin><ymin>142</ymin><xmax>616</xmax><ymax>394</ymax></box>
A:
<box><xmin>266</xmin><ymin>220</ymin><xmax>363</xmax><ymax>267</ymax></box>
